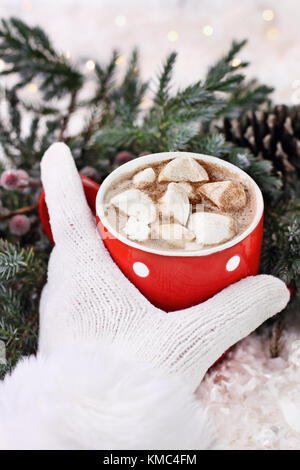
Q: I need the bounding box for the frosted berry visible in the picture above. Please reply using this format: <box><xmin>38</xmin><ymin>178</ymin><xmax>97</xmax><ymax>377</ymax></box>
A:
<box><xmin>9</xmin><ymin>215</ymin><xmax>31</xmax><ymax>236</ymax></box>
<box><xmin>80</xmin><ymin>166</ymin><xmax>100</xmax><ymax>181</ymax></box>
<box><xmin>16</xmin><ymin>169</ymin><xmax>29</xmax><ymax>185</ymax></box>
<box><xmin>115</xmin><ymin>151</ymin><xmax>134</xmax><ymax>165</ymax></box>
<box><xmin>0</xmin><ymin>170</ymin><xmax>19</xmax><ymax>190</ymax></box>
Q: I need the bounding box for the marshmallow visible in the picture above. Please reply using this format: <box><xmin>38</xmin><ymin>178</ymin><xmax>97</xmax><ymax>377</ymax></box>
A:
<box><xmin>199</xmin><ymin>180</ymin><xmax>247</xmax><ymax>211</ymax></box>
<box><xmin>133</xmin><ymin>167</ymin><xmax>156</xmax><ymax>188</ymax></box>
<box><xmin>158</xmin><ymin>157</ymin><xmax>209</xmax><ymax>183</ymax></box>
<box><xmin>188</xmin><ymin>211</ymin><xmax>237</xmax><ymax>245</ymax></box>
<box><xmin>110</xmin><ymin>189</ymin><xmax>156</xmax><ymax>224</ymax></box>
<box><xmin>176</xmin><ymin>182</ymin><xmax>194</xmax><ymax>198</ymax></box>
<box><xmin>159</xmin><ymin>183</ymin><xmax>190</xmax><ymax>226</ymax></box>
<box><xmin>157</xmin><ymin>223</ymin><xmax>195</xmax><ymax>248</ymax></box>
<box><xmin>124</xmin><ymin>216</ymin><xmax>150</xmax><ymax>241</ymax></box>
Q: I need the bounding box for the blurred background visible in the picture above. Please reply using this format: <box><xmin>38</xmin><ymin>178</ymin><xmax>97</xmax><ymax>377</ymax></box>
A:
<box><xmin>1</xmin><ymin>0</ymin><xmax>299</xmax><ymax>104</ymax></box>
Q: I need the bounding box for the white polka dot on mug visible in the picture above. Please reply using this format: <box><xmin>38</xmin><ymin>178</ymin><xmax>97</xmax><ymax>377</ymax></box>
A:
<box><xmin>133</xmin><ymin>262</ymin><xmax>149</xmax><ymax>278</ymax></box>
<box><xmin>226</xmin><ymin>255</ymin><xmax>240</xmax><ymax>272</ymax></box>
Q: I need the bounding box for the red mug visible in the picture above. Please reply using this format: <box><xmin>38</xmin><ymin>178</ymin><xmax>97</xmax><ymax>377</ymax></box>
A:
<box><xmin>39</xmin><ymin>152</ymin><xmax>264</xmax><ymax>312</ymax></box>
<box><xmin>39</xmin><ymin>174</ymin><xmax>100</xmax><ymax>246</ymax></box>
<box><xmin>96</xmin><ymin>152</ymin><xmax>264</xmax><ymax>311</ymax></box>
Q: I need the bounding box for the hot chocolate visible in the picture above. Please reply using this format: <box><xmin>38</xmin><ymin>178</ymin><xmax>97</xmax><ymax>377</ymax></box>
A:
<box><xmin>103</xmin><ymin>155</ymin><xmax>257</xmax><ymax>251</ymax></box>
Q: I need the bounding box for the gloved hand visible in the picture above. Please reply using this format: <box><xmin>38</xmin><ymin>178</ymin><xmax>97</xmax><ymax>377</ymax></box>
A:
<box><xmin>0</xmin><ymin>143</ymin><xmax>290</xmax><ymax>450</ymax></box>
<box><xmin>39</xmin><ymin>143</ymin><xmax>289</xmax><ymax>389</ymax></box>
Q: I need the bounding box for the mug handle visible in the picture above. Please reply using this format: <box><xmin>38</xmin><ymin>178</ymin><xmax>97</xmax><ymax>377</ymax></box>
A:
<box><xmin>39</xmin><ymin>174</ymin><xmax>100</xmax><ymax>245</ymax></box>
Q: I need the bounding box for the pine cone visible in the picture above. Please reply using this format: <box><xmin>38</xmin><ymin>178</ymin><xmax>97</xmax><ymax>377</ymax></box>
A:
<box><xmin>223</xmin><ymin>105</ymin><xmax>300</xmax><ymax>185</ymax></box>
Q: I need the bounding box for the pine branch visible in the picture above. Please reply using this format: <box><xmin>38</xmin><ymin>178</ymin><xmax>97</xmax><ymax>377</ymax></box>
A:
<box><xmin>204</xmin><ymin>40</ymin><xmax>273</xmax><ymax>118</ymax></box>
<box><xmin>0</xmin><ymin>308</ymin><xmax>38</xmax><ymax>372</ymax></box>
<box><xmin>0</xmin><ymin>239</ymin><xmax>40</xmax><ymax>281</ymax></box>
<box><xmin>0</xmin><ymin>284</ymin><xmax>21</xmax><ymax>316</ymax></box>
<box><xmin>221</xmin><ymin>80</ymin><xmax>274</xmax><ymax>118</ymax></box>
<box><xmin>154</xmin><ymin>52</ymin><xmax>177</xmax><ymax>106</ymax></box>
<box><xmin>95</xmin><ymin>126</ymin><xmax>158</xmax><ymax>155</ymax></box>
<box><xmin>110</xmin><ymin>49</ymin><xmax>148</xmax><ymax>126</ymax></box>
<box><xmin>0</xmin><ymin>88</ymin><xmax>61</xmax><ymax>170</ymax></box>
<box><xmin>91</xmin><ymin>50</ymin><xmax>118</xmax><ymax>105</ymax></box>
<box><xmin>205</xmin><ymin>39</ymin><xmax>248</xmax><ymax>92</ymax></box>
<box><xmin>0</xmin><ymin>17</ymin><xmax>83</xmax><ymax>99</ymax></box>
<box><xmin>261</xmin><ymin>201</ymin><xmax>300</xmax><ymax>289</ymax></box>
<box><xmin>0</xmin><ymin>240</ymin><xmax>46</xmax><ymax>373</ymax></box>
<box><xmin>0</xmin><ymin>240</ymin><xmax>29</xmax><ymax>280</ymax></box>
<box><xmin>166</xmin><ymin>124</ymin><xmax>199</xmax><ymax>151</ymax></box>
<box><xmin>165</xmin><ymin>82</ymin><xmax>224</xmax><ymax>123</ymax></box>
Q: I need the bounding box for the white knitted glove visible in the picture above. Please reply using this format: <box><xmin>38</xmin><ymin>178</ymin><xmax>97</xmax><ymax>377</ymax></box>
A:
<box><xmin>39</xmin><ymin>143</ymin><xmax>290</xmax><ymax>391</ymax></box>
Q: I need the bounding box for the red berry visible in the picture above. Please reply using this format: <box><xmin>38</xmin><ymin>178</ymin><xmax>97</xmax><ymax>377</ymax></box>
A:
<box><xmin>9</xmin><ymin>215</ymin><xmax>31</xmax><ymax>236</ymax></box>
<box><xmin>0</xmin><ymin>170</ymin><xmax>19</xmax><ymax>190</ymax></box>
<box><xmin>115</xmin><ymin>151</ymin><xmax>134</xmax><ymax>165</ymax></box>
